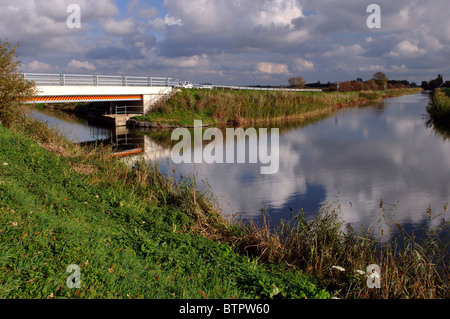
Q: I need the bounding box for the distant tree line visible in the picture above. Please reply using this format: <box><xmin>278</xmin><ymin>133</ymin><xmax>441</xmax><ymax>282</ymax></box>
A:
<box><xmin>289</xmin><ymin>72</ymin><xmax>418</xmax><ymax>92</ymax></box>
<box><xmin>421</xmin><ymin>74</ymin><xmax>450</xmax><ymax>91</ymax></box>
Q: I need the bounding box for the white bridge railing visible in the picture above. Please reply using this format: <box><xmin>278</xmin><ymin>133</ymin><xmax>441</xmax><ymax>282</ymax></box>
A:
<box><xmin>23</xmin><ymin>73</ymin><xmax>322</xmax><ymax>92</ymax></box>
<box><xmin>212</xmin><ymin>85</ymin><xmax>322</xmax><ymax>92</ymax></box>
<box><xmin>24</xmin><ymin>73</ymin><xmax>176</xmax><ymax>87</ymax></box>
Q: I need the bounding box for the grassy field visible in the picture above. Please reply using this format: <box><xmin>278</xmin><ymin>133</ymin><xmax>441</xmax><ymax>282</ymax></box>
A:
<box><xmin>0</xmin><ymin>122</ymin><xmax>329</xmax><ymax>299</ymax></box>
<box><xmin>133</xmin><ymin>88</ymin><xmax>421</xmax><ymax>127</ymax></box>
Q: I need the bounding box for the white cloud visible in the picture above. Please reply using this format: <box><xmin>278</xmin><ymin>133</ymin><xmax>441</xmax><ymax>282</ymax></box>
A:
<box><xmin>162</xmin><ymin>55</ymin><xmax>209</xmax><ymax>68</ymax></box>
<box><xmin>257</xmin><ymin>62</ymin><xmax>289</xmax><ymax>74</ymax></box>
<box><xmin>357</xmin><ymin>65</ymin><xmax>386</xmax><ymax>72</ymax></box>
<box><xmin>160</xmin><ymin>0</ymin><xmax>307</xmax><ymax>43</ymax></box>
<box><xmin>294</xmin><ymin>57</ymin><xmax>315</xmax><ymax>71</ymax></box>
<box><xmin>26</xmin><ymin>60</ymin><xmax>54</xmax><ymax>72</ymax></box>
<box><xmin>67</xmin><ymin>59</ymin><xmax>96</xmax><ymax>72</ymax></box>
<box><xmin>254</xmin><ymin>0</ymin><xmax>304</xmax><ymax>28</ymax></box>
<box><xmin>101</xmin><ymin>18</ymin><xmax>136</xmax><ymax>36</ymax></box>
<box><xmin>386</xmin><ymin>40</ymin><xmax>427</xmax><ymax>58</ymax></box>
<box><xmin>390</xmin><ymin>64</ymin><xmax>408</xmax><ymax>73</ymax></box>
<box><xmin>139</xmin><ymin>7</ymin><xmax>159</xmax><ymax>20</ymax></box>
<box><xmin>323</xmin><ymin>44</ymin><xmax>366</xmax><ymax>58</ymax></box>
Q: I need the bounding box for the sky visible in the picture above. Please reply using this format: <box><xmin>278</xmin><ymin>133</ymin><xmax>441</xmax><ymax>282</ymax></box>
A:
<box><xmin>1</xmin><ymin>0</ymin><xmax>449</xmax><ymax>86</ymax></box>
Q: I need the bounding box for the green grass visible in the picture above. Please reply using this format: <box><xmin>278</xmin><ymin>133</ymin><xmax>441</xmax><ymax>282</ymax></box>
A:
<box><xmin>134</xmin><ymin>107</ymin><xmax>215</xmax><ymax>127</ymax></box>
<box><xmin>134</xmin><ymin>88</ymin><xmax>421</xmax><ymax>126</ymax></box>
<box><xmin>441</xmin><ymin>87</ymin><xmax>450</xmax><ymax>97</ymax></box>
<box><xmin>427</xmin><ymin>88</ymin><xmax>450</xmax><ymax>131</ymax></box>
<box><xmin>0</xmin><ymin>124</ymin><xmax>329</xmax><ymax>299</ymax></box>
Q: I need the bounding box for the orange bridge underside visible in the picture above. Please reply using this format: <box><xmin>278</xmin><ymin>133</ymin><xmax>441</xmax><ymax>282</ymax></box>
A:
<box><xmin>27</xmin><ymin>95</ymin><xmax>142</xmax><ymax>103</ymax></box>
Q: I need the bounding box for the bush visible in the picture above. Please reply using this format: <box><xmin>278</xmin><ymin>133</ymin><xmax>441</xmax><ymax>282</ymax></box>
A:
<box><xmin>0</xmin><ymin>39</ymin><xmax>35</xmax><ymax>126</ymax></box>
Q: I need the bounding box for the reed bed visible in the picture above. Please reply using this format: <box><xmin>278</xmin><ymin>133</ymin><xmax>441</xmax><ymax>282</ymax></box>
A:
<box><xmin>428</xmin><ymin>88</ymin><xmax>450</xmax><ymax>124</ymax></box>
<box><xmin>227</xmin><ymin>201</ymin><xmax>449</xmax><ymax>299</ymax></box>
<box><xmin>137</xmin><ymin>88</ymin><xmax>421</xmax><ymax>126</ymax></box>
<box><xmin>425</xmin><ymin>88</ymin><xmax>450</xmax><ymax>139</ymax></box>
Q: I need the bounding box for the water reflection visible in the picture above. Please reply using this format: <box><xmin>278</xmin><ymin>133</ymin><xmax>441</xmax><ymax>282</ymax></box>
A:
<box><xmin>32</xmin><ymin>93</ymin><xmax>450</xmax><ymax>237</ymax></box>
<box><xmin>139</xmin><ymin>93</ymin><xmax>449</xmax><ymax>236</ymax></box>
<box><xmin>31</xmin><ymin>109</ymin><xmax>111</xmax><ymax>143</ymax></box>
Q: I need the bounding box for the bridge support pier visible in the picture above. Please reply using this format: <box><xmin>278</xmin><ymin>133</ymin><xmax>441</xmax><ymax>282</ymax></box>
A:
<box><xmin>143</xmin><ymin>94</ymin><xmax>154</xmax><ymax>114</ymax></box>
<box><xmin>142</xmin><ymin>87</ymin><xmax>174</xmax><ymax>114</ymax></box>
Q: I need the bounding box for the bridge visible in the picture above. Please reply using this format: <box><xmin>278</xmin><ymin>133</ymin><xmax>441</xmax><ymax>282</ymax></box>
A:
<box><xmin>24</xmin><ymin>73</ymin><xmax>177</xmax><ymax>126</ymax></box>
<box><xmin>24</xmin><ymin>73</ymin><xmax>322</xmax><ymax>126</ymax></box>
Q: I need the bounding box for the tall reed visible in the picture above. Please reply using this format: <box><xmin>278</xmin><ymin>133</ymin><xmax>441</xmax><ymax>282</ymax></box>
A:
<box><xmin>428</xmin><ymin>88</ymin><xmax>450</xmax><ymax>124</ymax></box>
<box><xmin>145</xmin><ymin>88</ymin><xmax>421</xmax><ymax>126</ymax></box>
<box><xmin>229</xmin><ymin>201</ymin><xmax>449</xmax><ymax>299</ymax></box>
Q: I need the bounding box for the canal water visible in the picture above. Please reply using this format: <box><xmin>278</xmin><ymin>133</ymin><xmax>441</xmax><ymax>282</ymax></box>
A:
<box><xmin>33</xmin><ymin>93</ymin><xmax>450</xmax><ymax>237</ymax></box>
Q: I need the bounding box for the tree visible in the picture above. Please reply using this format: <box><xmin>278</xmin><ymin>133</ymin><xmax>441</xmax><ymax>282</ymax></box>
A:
<box><xmin>372</xmin><ymin>72</ymin><xmax>388</xmax><ymax>88</ymax></box>
<box><xmin>364</xmin><ymin>79</ymin><xmax>379</xmax><ymax>91</ymax></box>
<box><xmin>421</xmin><ymin>81</ymin><xmax>430</xmax><ymax>90</ymax></box>
<box><xmin>288</xmin><ymin>76</ymin><xmax>306</xmax><ymax>89</ymax></box>
<box><xmin>354</xmin><ymin>81</ymin><xmax>364</xmax><ymax>91</ymax></box>
<box><xmin>0</xmin><ymin>39</ymin><xmax>35</xmax><ymax>126</ymax></box>
<box><xmin>428</xmin><ymin>74</ymin><xmax>443</xmax><ymax>90</ymax></box>
<box><xmin>442</xmin><ymin>81</ymin><xmax>450</xmax><ymax>88</ymax></box>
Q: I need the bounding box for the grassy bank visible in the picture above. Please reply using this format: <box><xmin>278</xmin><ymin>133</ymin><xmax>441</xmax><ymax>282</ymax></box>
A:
<box><xmin>0</xmin><ymin>121</ymin><xmax>329</xmax><ymax>299</ymax></box>
<box><xmin>1</xmin><ymin>117</ymin><xmax>448</xmax><ymax>299</ymax></box>
<box><xmin>425</xmin><ymin>88</ymin><xmax>450</xmax><ymax>139</ymax></box>
<box><xmin>428</xmin><ymin>88</ymin><xmax>450</xmax><ymax>125</ymax></box>
<box><xmin>133</xmin><ymin>88</ymin><xmax>421</xmax><ymax>127</ymax></box>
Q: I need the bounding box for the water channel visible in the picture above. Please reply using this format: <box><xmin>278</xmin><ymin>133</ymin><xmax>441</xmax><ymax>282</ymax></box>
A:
<box><xmin>32</xmin><ymin>92</ymin><xmax>450</xmax><ymax>238</ymax></box>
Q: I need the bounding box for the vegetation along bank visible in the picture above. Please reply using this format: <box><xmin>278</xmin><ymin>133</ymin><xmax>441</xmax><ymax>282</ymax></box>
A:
<box><xmin>425</xmin><ymin>88</ymin><xmax>450</xmax><ymax>139</ymax></box>
<box><xmin>428</xmin><ymin>88</ymin><xmax>450</xmax><ymax>125</ymax></box>
<box><xmin>130</xmin><ymin>88</ymin><xmax>422</xmax><ymax>127</ymax></box>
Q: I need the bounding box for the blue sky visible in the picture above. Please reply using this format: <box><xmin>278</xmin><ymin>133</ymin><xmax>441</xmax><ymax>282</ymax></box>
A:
<box><xmin>1</xmin><ymin>0</ymin><xmax>449</xmax><ymax>85</ymax></box>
